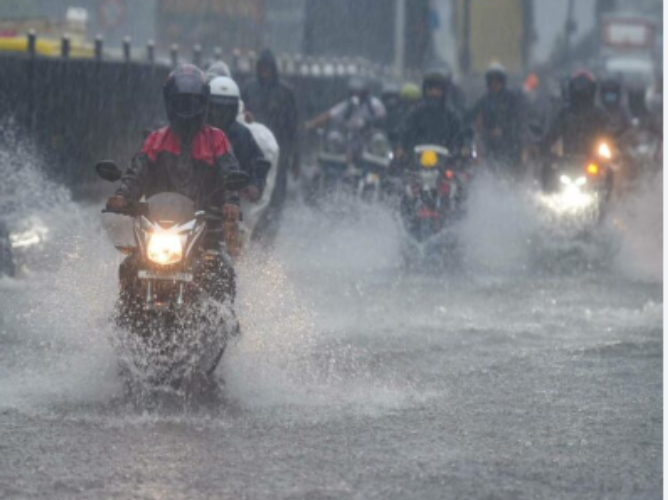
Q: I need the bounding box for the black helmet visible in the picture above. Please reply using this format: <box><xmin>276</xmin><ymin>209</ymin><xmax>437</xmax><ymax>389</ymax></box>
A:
<box><xmin>599</xmin><ymin>77</ymin><xmax>623</xmax><ymax>107</ymax></box>
<box><xmin>569</xmin><ymin>71</ymin><xmax>597</xmax><ymax>109</ymax></box>
<box><xmin>422</xmin><ymin>67</ymin><xmax>450</xmax><ymax>103</ymax></box>
<box><xmin>485</xmin><ymin>62</ymin><xmax>507</xmax><ymax>89</ymax></box>
<box><xmin>163</xmin><ymin>64</ymin><xmax>209</xmax><ymax>136</ymax></box>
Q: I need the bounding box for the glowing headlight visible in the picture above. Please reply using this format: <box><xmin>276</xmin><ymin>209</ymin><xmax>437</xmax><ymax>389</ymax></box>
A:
<box><xmin>597</xmin><ymin>142</ymin><xmax>612</xmax><ymax>160</ymax></box>
<box><xmin>561</xmin><ymin>174</ymin><xmax>588</xmax><ymax>186</ymax></box>
<box><xmin>147</xmin><ymin>233</ymin><xmax>183</xmax><ymax>265</ymax></box>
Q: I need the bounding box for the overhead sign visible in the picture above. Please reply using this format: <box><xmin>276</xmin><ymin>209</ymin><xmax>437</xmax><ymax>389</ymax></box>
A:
<box><xmin>602</xmin><ymin>16</ymin><xmax>655</xmax><ymax>51</ymax></box>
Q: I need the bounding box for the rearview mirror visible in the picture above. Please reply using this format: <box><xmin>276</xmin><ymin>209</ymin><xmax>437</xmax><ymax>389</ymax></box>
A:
<box><xmin>224</xmin><ymin>171</ymin><xmax>250</xmax><ymax>191</ymax></box>
<box><xmin>95</xmin><ymin>160</ymin><xmax>122</xmax><ymax>182</ymax></box>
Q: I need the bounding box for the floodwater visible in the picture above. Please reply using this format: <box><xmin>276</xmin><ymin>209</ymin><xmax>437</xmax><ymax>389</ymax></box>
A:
<box><xmin>0</xmin><ymin>144</ymin><xmax>662</xmax><ymax>499</ymax></box>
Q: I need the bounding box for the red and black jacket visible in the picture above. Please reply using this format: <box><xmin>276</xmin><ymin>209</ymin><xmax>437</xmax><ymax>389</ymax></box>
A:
<box><xmin>117</xmin><ymin>126</ymin><xmax>241</xmax><ymax>209</ymax></box>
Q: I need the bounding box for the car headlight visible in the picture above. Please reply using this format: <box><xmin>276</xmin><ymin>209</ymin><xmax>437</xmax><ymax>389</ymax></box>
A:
<box><xmin>147</xmin><ymin>233</ymin><xmax>183</xmax><ymax>265</ymax></box>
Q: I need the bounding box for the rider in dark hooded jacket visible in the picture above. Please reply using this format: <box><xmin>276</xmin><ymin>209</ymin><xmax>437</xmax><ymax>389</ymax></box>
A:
<box><xmin>241</xmin><ymin>50</ymin><xmax>298</xmax><ymax>221</ymax></box>
<box><xmin>540</xmin><ymin>72</ymin><xmax>612</xmax><ymax>157</ymax></box>
<box><xmin>467</xmin><ymin>62</ymin><xmax>524</xmax><ymax>174</ymax></box>
<box><xmin>399</xmin><ymin>69</ymin><xmax>463</xmax><ymax>156</ymax></box>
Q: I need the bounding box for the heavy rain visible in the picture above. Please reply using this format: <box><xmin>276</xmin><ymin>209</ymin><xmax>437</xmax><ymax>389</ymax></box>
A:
<box><xmin>0</xmin><ymin>1</ymin><xmax>663</xmax><ymax>499</ymax></box>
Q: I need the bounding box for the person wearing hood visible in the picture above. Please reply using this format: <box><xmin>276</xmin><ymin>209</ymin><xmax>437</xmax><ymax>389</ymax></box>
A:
<box><xmin>540</xmin><ymin>71</ymin><xmax>612</xmax><ymax>158</ymax></box>
<box><xmin>398</xmin><ymin>69</ymin><xmax>463</xmax><ymax>156</ymax></box>
<box><xmin>467</xmin><ymin>62</ymin><xmax>524</xmax><ymax>176</ymax></box>
<box><xmin>241</xmin><ymin>49</ymin><xmax>299</xmax><ymax>226</ymax></box>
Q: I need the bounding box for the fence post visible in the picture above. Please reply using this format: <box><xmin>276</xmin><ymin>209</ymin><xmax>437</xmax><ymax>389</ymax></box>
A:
<box><xmin>94</xmin><ymin>35</ymin><xmax>103</xmax><ymax>61</ymax></box>
<box><xmin>122</xmin><ymin>36</ymin><xmax>131</xmax><ymax>62</ymax></box>
<box><xmin>193</xmin><ymin>44</ymin><xmax>202</xmax><ymax>67</ymax></box>
<box><xmin>61</xmin><ymin>35</ymin><xmax>70</xmax><ymax>58</ymax></box>
<box><xmin>170</xmin><ymin>44</ymin><xmax>179</xmax><ymax>67</ymax></box>
<box><xmin>147</xmin><ymin>40</ymin><xmax>155</xmax><ymax>64</ymax></box>
<box><xmin>27</xmin><ymin>30</ymin><xmax>36</xmax><ymax>57</ymax></box>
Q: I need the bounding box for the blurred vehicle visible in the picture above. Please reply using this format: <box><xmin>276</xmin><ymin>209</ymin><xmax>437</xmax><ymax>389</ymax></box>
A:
<box><xmin>400</xmin><ymin>144</ymin><xmax>472</xmax><ymax>266</ymax></box>
<box><xmin>455</xmin><ymin>0</ymin><xmax>531</xmax><ymax>74</ymax></box>
<box><xmin>539</xmin><ymin>140</ymin><xmax>615</xmax><ymax>226</ymax></box>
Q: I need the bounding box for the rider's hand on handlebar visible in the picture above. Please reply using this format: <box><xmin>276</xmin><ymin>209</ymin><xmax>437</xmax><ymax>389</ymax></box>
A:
<box><xmin>222</xmin><ymin>203</ymin><xmax>241</xmax><ymax>222</ymax></box>
<box><xmin>106</xmin><ymin>195</ymin><xmax>128</xmax><ymax>211</ymax></box>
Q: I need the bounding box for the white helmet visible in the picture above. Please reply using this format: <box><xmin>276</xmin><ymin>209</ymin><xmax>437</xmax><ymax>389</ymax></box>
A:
<box><xmin>209</xmin><ymin>76</ymin><xmax>241</xmax><ymax>129</ymax></box>
<box><xmin>206</xmin><ymin>61</ymin><xmax>232</xmax><ymax>80</ymax></box>
<box><xmin>209</xmin><ymin>76</ymin><xmax>240</xmax><ymax>101</ymax></box>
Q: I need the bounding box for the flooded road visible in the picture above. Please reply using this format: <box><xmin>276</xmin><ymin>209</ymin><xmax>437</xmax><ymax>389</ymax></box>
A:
<box><xmin>0</xmin><ymin>158</ymin><xmax>662</xmax><ymax>499</ymax></box>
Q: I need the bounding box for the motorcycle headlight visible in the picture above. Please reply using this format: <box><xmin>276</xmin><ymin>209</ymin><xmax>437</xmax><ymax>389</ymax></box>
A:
<box><xmin>147</xmin><ymin>233</ymin><xmax>183</xmax><ymax>265</ymax></box>
<box><xmin>597</xmin><ymin>142</ymin><xmax>612</xmax><ymax>160</ymax></box>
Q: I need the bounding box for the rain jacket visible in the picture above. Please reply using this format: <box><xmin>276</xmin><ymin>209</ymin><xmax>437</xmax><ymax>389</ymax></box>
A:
<box><xmin>117</xmin><ymin>125</ymin><xmax>240</xmax><ymax>209</ymax></box>
<box><xmin>241</xmin><ymin>50</ymin><xmax>298</xmax><ymax>151</ymax></box>
<box><xmin>468</xmin><ymin>88</ymin><xmax>524</xmax><ymax>164</ymax></box>
<box><xmin>400</xmin><ymin>101</ymin><xmax>463</xmax><ymax>154</ymax></box>
<box><xmin>225</xmin><ymin>121</ymin><xmax>268</xmax><ymax>194</ymax></box>
<box><xmin>540</xmin><ymin>105</ymin><xmax>612</xmax><ymax>157</ymax></box>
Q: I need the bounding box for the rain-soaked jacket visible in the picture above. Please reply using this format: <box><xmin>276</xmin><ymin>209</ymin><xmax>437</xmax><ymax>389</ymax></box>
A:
<box><xmin>241</xmin><ymin>49</ymin><xmax>298</xmax><ymax>211</ymax></box>
<box><xmin>468</xmin><ymin>88</ymin><xmax>524</xmax><ymax>164</ymax></box>
<box><xmin>225</xmin><ymin>121</ymin><xmax>268</xmax><ymax>194</ymax></box>
<box><xmin>241</xmin><ymin>50</ymin><xmax>298</xmax><ymax>153</ymax></box>
<box><xmin>400</xmin><ymin>101</ymin><xmax>463</xmax><ymax>154</ymax></box>
<box><xmin>540</xmin><ymin>104</ymin><xmax>612</xmax><ymax>157</ymax></box>
<box><xmin>116</xmin><ymin>125</ymin><xmax>240</xmax><ymax>209</ymax></box>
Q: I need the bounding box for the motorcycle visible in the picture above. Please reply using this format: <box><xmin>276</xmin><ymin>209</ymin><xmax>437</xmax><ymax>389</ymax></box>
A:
<box><xmin>538</xmin><ymin>140</ymin><xmax>614</xmax><ymax>226</ymax></box>
<box><xmin>313</xmin><ymin>128</ymin><xmax>392</xmax><ymax>204</ymax></box>
<box><xmin>96</xmin><ymin>160</ymin><xmax>249</xmax><ymax>388</ymax></box>
<box><xmin>356</xmin><ymin>130</ymin><xmax>393</xmax><ymax>203</ymax></box>
<box><xmin>400</xmin><ymin>144</ymin><xmax>471</xmax><ymax>264</ymax></box>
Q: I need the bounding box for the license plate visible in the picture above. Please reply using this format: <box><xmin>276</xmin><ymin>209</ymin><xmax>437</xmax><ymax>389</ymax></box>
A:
<box><xmin>138</xmin><ymin>270</ymin><xmax>193</xmax><ymax>282</ymax></box>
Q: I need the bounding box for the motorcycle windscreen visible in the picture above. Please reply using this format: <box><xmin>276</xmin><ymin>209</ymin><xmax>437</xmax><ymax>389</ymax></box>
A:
<box><xmin>101</xmin><ymin>193</ymin><xmax>196</xmax><ymax>252</ymax></box>
<box><xmin>146</xmin><ymin>193</ymin><xmax>196</xmax><ymax>224</ymax></box>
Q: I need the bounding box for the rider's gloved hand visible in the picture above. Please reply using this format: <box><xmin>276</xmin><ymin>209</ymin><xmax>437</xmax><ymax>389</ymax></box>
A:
<box><xmin>222</xmin><ymin>203</ymin><xmax>240</xmax><ymax>222</ymax></box>
<box><xmin>106</xmin><ymin>195</ymin><xmax>127</xmax><ymax>211</ymax></box>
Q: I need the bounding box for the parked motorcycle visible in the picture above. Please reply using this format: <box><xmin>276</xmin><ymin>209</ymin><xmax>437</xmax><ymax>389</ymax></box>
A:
<box><xmin>96</xmin><ymin>160</ymin><xmax>249</xmax><ymax>388</ymax></box>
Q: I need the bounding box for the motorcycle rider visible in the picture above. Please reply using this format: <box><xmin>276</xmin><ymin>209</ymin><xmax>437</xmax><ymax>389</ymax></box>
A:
<box><xmin>208</xmin><ymin>76</ymin><xmax>269</xmax><ymax>204</ymax></box>
<box><xmin>305</xmin><ymin>76</ymin><xmax>387</xmax><ymax>133</ymax></box>
<box><xmin>599</xmin><ymin>76</ymin><xmax>632</xmax><ymax>137</ymax></box>
<box><xmin>381</xmin><ymin>81</ymin><xmax>404</xmax><ymax>147</ymax></box>
<box><xmin>398</xmin><ymin>69</ymin><xmax>463</xmax><ymax>159</ymax></box>
<box><xmin>540</xmin><ymin>71</ymin><xmax>612</xmax><ymax>158</ymax></box>
<box><xmin>106</xmin><ymin>64</ymin><xmax>242</xmax><ymax>299</ymax></box>
<box><xmin>467</xmin><ymin>62</ymin><xmax>524</xmax><ymax>176</ymax></box>
<box><xmin>241</xmin><ymin>49</ymin><xmax>299</xmax><ymax>233</ymax></box>
<box><xmin>539</xmin><ymin>71</ymin><xmax>613</xmax><ymax>191</ymax></box>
